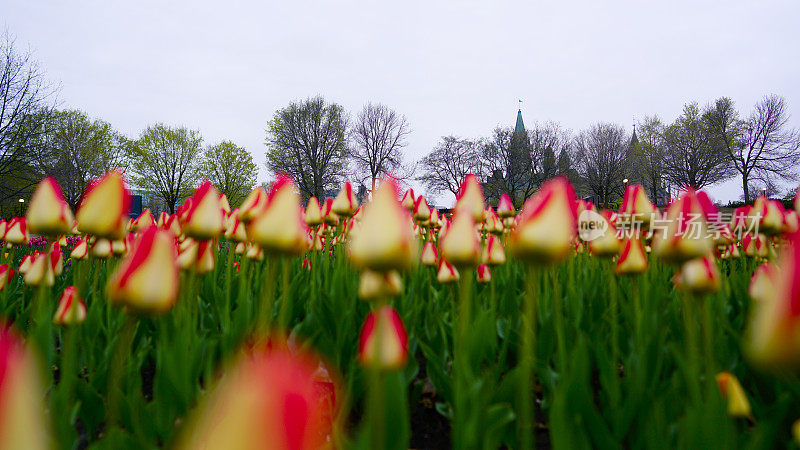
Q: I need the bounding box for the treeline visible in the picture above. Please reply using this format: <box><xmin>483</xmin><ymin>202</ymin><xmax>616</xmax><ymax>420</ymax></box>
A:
<box><xmin>0</xmin><ymin>35</ymin><xmax>258</xmax><ymax>217</ymax></box>
<box><xmin>418</xmin><ymin>97</ymin><xmax>800</xmax><ymax>208</ymax></box>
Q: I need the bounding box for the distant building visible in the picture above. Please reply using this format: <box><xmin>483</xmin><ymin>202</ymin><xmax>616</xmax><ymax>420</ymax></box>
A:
<box><xmin>483</xmin><ymin>109</ymin><xmax>534</xmax><ymax>207</ymax></box>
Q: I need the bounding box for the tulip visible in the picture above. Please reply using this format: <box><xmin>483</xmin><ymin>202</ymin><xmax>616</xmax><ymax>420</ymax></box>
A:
<box><xmin>219</xmin><ymin>193</ymin><xmax>231</xmax><ymax>214</ymax></box>
<box><xmin>224</xmin><ymin>209</ymin><xmax>247</xmax><ymax>242</ymax></box>
<box><xmin>420</xmin><ymin>241</ymin><xmax>438</xmax><ymax>267</ymax></box>
<box><xmin>358</xmin><ymin>270</ymin><xmax>403</xmax><ymax>301</ymax></box>
<box><xmin>673</xmin><ymin>254</ymin><xmax>721</xmax><ymax>295</ymax></box>
<box><xmin>0</xmin><ymin>264</ymin><xmax>15</xmax><ymax>291</ymax></box>
<box><xmin>749</xmin><ymin>263</ymin><xmax>777</xmax><ymax>303</ymax></box>
<box><xmin>53</xmin><ymin>286</ymin><xmax>87</xmax><ymax>325</ymax></box>
<box><xmin>349</xmin><ymin>177</ymin><xmax>417</xmax><ymax>271</ymax></box>
<box><xmin>482</xmin><ymin>234</ymin><xmax>506</xmax><ymax>266</ymax></box>
<box><xmin>484</xmin><ymin>207</ymin><xmax>504</xmax><ymax>235</ymax></box>
<box><xmin>0</xmin><ymin>326</ymin><xmax>51</xmax><ymax>450</ymax></box>
<box><xmin>50</xmin><ymin>244</ymin><xmax>63</xmax><ymax>276</ymax></box>
<box><xmin>25</xmin><ymin>176</ymin><xmax>74</xmax><ymax>236</ymax></box>
<box><xmin>301</xmin><ymin>258</ymin><xmax>311</xmax><ymax>271</ymax></box>
<box><xmin>76</xmin><ymin>170</ymin><xmax>130</xmax><ymax>239</ymax></box>
<box><xmin>588</xmin><ymin>210</ymin><xmax>622</xmax><ymax>257</ymax></box>
<box><xmin>358</xmin><ymin>305</ymin><xmax>408</xmax><ymax>370</ymax></box>
<box><xmin>454</xmin><ymin>174</ymin><xmax>485</xmax><ymax>221</ymax></box>
<box><xmin>18</xmin><ymin>254</ymin><xmax>34</xmax><ymax>275</ymax></box>
<box><xmin>753</xmin><ymin>196</ymin><xmax>785</xmax><ymax>236</ymax></box>
<box><xmin>311</xmin><ymin>232</ymin><xmax>324</xmax><ymax>252</ymax></box>
<box><xmin>107</xmin><ymin>227</ymin><xmax>180</xmax><ymax>314</ymax></box>
<box><xmin>234</xmin><ymin>242</ymin><xmax>246</xmax><ymax>255</ymax></box>
<box><xmin>90</xmin><ymin>238</ymin><xmax>112</xmax><ymax>259</ymax></box>
<box><xmin>177</xmin><ymin>238</ymin><xmax>199</xmax><ymax>271</ymax></box>
<box><xmin>23</xmin><ymin>251</ymin><xmax>54</xmax><ymax>287</ymax></box>
<box><xmin>247</xmin><ymin>175</ymin><xmax>309</xmax><ymax>255</ymax></box>
<box><xmin>401</xmin><ymin>188</ymin><xmax>415</xmax><ymax>211</ymax></box>
<box><xmin>784</xmin><ymin>210</ymin><xmax>800</xmax><ymax>234</ymax></box>
<box><xmin>440</xmin><ymin>210</ymin><xmax>481</xmax><ymax>267</ymax></box>
<box><xmin>744</xmin><ymin>233</ymin><xmax>800</xmax><ymax>370</ymax></box>
<box><xmin>331</xmin><ymin>182</ymin><xmax>358</xmax><ymax>217</ymax></box>
<box><xmin>156</xmin><ymin>211</ymin><xmax>169</xmax><ymax>227</ymax></box>
<box><xmin>4</xmin><ymin>217</ymin><xmax>28</xmax><ymax>245</ymax></box>
<box><xmin>246</xmin><ymin>243</ymin><xmax>264</xmax><ymax>261</ymax></box>
<box><xmin>437</xmin><ymin>259</ymin><xmax>460</xmax><ymax>284</ymax></box>
<box><xmin>497</xmin><ymin>193</ymin><xmax>515</xmax><ymax>218</ymax></box>
<box><xmin>321</xmin><ymin>198</ymin><xmax>339</xmax><ymax>226</ymax></box>
<box><xmin>176</xmin><ymin>344</ymin><xmax>337</xmax><ymax>450</ymax></box>
<box><xmin>715</xmin><ymin>372</ymin><xmax>752</xmax><ymax>420</ymax></box>
<box><xmin>652</xmin><ymin>188</ymin><xmax>716</xmax><ymax>263</ymax></box>
<box><xmin>476</xmin><ymin>264</ymin><xmax>491</xmax><ymax>283</ymax></box>
<box><xmin>132</xmin><ymin>209</ymin><xmax>156</xmax><ymax>232</ymax></box>
<box><xmin>0</xmin><ymin>219</ymin><xmax>6</xmax><ymax>238</ymax></box>
<box><xmin>615</xmin><ymin>239</ymin><xmax>648</xmax><ymax>275</ymax></box>
<box><xmin>742</xmin><ymin>233</ymin><xmax>768</xmax><ymax>258</ymax></box>
<box><xmin>181</xmin><ymin>180</ymin><xmax>225</xmax><ymax>240</ymax></box>
<box><xmin>238</xmin><ymin>187</ymin><xmax>268</xmax><ymax>223</ymax></box>
<box><xmin>305</xmin><ymin>197</ymin><xmax>323</xmax><ymax>226</ymax></box>
<box><xmin>509</xmin><ymin>176</ymin><xmax>577</xmax><ymax>264</ymax></box>
<box><xmin>619</xmin><ymin>184</ymin><xmax>657</xmax><ymax>229</ymax></box>
<box><xmin>413</xmin><ymin>196</ymin><xmax>431</xmax><ymax>223</ymax></box>
<box><xmin>731</xmin><ymin>205</ymin><xmax>756</xmax><ymax>236</ymax></box>
<box><xmin>429</xmin><ymin>209</ymin><xmax>442</xmax><ymax>229</ymax></box>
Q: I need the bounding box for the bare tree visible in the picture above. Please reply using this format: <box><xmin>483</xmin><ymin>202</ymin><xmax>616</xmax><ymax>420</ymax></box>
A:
<box><xmin>0</xmin><ymin>32</ymin><xmax>57</xmax><ymax>211</ymax></box>
<box><xmin>126</xmin><ymin>124</ymin><xmax>203</xmax><ymax>213</ymax></box>
<box><xmin>574</xmin><ymin>122</ymin><xmax>629</xmax><ymax>205</ymax></box>
<box><xmin>630</xmin><ymin>116</ymin><xmax>668</xmax><ymax>205</ymax></box>
<box><xmin>265</xmin><ymin>96</ymin><xmax>349</xmax><ymax>201</ymax></box>
<box><xmin>349</xmin><ymin>102</ymin><xmax>411</xmax><ymax>191</ymax></box>
<box><xmin>708</xmin><ymin>95</ymin><xmax>800</xmax><ymax>202</ymax></box>
<box><xmin>418</xmin><ymin>136</ymin><xmax>481</xmax><ymax>198</ymax></box>
<box><xmin>662</xmin><ymin>103</ymin><xmax>733</xmax><ymax>190</ymax></box>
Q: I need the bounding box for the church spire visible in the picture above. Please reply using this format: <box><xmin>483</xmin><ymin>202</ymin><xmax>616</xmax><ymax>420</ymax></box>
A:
<box><xmin>514</xmin><ymin>109</ymin><xmax>525</xmax><ymax>134</ymax></box>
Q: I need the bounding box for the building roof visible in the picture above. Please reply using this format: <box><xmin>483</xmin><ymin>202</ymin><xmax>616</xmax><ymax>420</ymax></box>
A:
<box><xmin>514</xmin><ymin>109</ymin><xmax>525</xmax><ymax>134</ymax></box>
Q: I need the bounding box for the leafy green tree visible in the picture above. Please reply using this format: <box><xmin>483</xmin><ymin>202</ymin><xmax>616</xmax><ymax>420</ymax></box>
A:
<box><xmin>127</xmin><ymin>124</ymin><xmax>202</xmax><ymax>213</ymax></box>
<box><xmin>265</xmin><ymin>96</ymin><xmax>349</xmax><ymax>201</ymax></box>
<box><xmin>35</xmin><ymin>109</ymin><xmax>125</xmax><ymax>209</ymax></box>
<box><xmin>201</xmin><ymin>141</ymin><xmax>258</xmax><ymax>207</ymax></box>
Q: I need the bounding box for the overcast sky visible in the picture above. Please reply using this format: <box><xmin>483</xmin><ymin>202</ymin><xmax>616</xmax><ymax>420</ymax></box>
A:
<box><xmin>4</xmin><ymin>0</ymin><xmax>799</xmax><ymax>205</ymax></box>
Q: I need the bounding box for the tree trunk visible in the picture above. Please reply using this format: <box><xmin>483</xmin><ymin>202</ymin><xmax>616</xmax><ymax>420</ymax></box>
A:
<box><xmin>742</xmin><ymin>175</ymin><xmax>749</xmax><ymax>204</ymax></box>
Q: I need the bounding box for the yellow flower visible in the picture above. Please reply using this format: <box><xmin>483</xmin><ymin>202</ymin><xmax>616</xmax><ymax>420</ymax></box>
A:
<box><xmin>26</xmin><ymin>177</ymin><xmax>74</xmax><ymax>236</ymax></box>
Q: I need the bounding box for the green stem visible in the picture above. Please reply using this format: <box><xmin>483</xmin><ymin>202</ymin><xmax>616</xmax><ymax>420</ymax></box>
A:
<box><xmin>107</xmin><ymin>314</ymin><xmax>139</xmax><ymax>428</ymax></box>
<box><xmin>277</xmin><ymin>257</ymin><xmax>292</xmax><ymax>330</ymax></box>
<box><xmin>519</xmin><ymin>265</ymin><xmax>539</xmax><ymax>450</ymax></box>
<box><xmin>701</xmin><ymin>295</ymin><xmax>714</xmax><ymax>378</ymax></box>
<box><xmin>223</xmin><ymin>241</ymin><xmax>235</xmax><ymax>332</ymax></box>
<box><xmin>552</xmin><ymin>266</ymin><xmax>567</xmax><ymax>371</ymax></box>
<box><xmin>682</xmin><ymin>295</ymin><xmax>702</xmax><ymax>403</ymax></box>
<box><xmin>258</xmin><ymin>257</ymin><xmax>277</xmax><ymax>332</ymax></box>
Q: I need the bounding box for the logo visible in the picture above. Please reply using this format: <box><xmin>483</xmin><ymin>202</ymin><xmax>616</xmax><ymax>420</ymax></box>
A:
<box><xmin>578</xmin><ymin>209</ymin><xmax>611</xmax><ymax>242</ymax></box>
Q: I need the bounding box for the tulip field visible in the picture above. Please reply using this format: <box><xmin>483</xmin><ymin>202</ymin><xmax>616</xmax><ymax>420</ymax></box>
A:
<box><xmin>3</xmin><ymin>171</ymin><xmax>800</xmax><ymax>449</ymax></box>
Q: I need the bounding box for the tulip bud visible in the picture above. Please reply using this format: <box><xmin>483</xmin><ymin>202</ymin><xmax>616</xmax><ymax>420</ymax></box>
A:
<box><xmin>358</xmin><ymin>270</ymin><xmax>403</xmax><ymax>301</ymax></box>
<box><xmin>0</xmin><ymin>264</ymin><xmax>15</xmax><ymax>291</ymax></box>
<box><xmin>753</xmin><ymin>196</ymin><xmax>785</xmax><ymax>236</ymax></box>
<box><xmin>509</xmin><ymin>177</ymin><xmax>577</xmax><ymax>264</ymax></box>
<box><xmin>349</xmin><ymin>177</ymin><xmax>417</xmax><ymax>271</ymax></box>
<box><xmin>246</xmin><ymin>243</ymin><xmax>264</xmax><ymax>261</ymax></box>
<box><xmin>401</xmin><ymin>189</ymin><xmax>415</xmax><ymax>211</ymax></box>
<box><xmin>588</xmin><ymin>211</ymin><xmax>622</xmax><ymax>257</ymax></box>
<box><xmin>674</xmin><ymin>254</ymin><xmax>721</xmax><ymax>295</ymax></box>
<box><xmin>26</xmin><ymin>176</ymin><xmax>74</xmax><ymax>236</ymax></box>
<box><xmin>0</xmin><ymin>220</ymin><xmax>6</xmax><ymax>238</ymax></box>
<box><xmin>247</xmin><ymin>175</ymin><xmax>309</xmax><ymax>255</ymax></box>
<box><xmin>76</xmin><ymin>170</ymin><xmax>130</xmax><ymax>239</ymax></box>
<box><xmin>176</xmin><ymin>344</ymin><xmax>337</xmax><ymax>450</ymax></box>
<box><xmin>715</xmin><ymin>372</ymin><xmax>752</xmax><ymax>419</ymax></box>
<box><xmin>744</xmin><ymin>233</ymin><xmax>800</xmax><ymax>370</ymax></box>
<box><xmin>156</xmin><ymin>211</ymin><xmax>169</xmax><ymax>227</ymax></box>
<box><xmin>482</xmin><ymin>234</ymin><xmax>506</xmax><ymax>266</ymax></box>
<box><xmin>224</xmin><ymin>209</ymin><xmax>247</xmax><ymax>242</ymax></box>
<box><xmin>321</xmin><ymin>198</ymin><xmax>339</xmax><ymax>226</ymax></box>
<box><xmin>49</xmin><ymin>244</ymin><xmax>63</xmax><ymax>276</ymax></box>
<box><xmin>311</xmin><ymin>232</ymin><xmax>324</xmax><ymax>252</ymax></box>
<box><xmin>23</xmin><ymin>251</ymin><xmax>54</xmax><ymax>287</ymax></box>
<box><xmin>619</xmin><ymin>184</ymin><xmax>657</xmax><ymax>229</ymax></box>
<box><xmin>749</xmin><ymin>263</ymin><xmax>778</xmax><ymax>303</ymax></box>
<box><xmin>132</xmin><ymin>209</ymin><xmax>156</xmax><ymax>232</ymax></box>
<box><xmin>413</xmin><ymin>196</ymin><xmax>431</xmax><ymax>222</ymax></box>
<box><xmin>177</xmin><ymin>238</ymin><xmax>199</xmax><ymax>271</ymax></box>
<box><xmin>429</xmin><ymin>209</ymin><xmax>442</xmax><ymax>229</ymax></box>
<box><xmin>181</xmin><ymin>181</ymin><xmax>225</xmax><ymax>240</ymax></box>
<box><xmin>18</xmin><ymin>254</ymin><xmax>34</xmax><ymax>275</ymax></box>
<box><xmin>437</xmin><ymin>259</ymin><xmax>460</xmax><ymax>284</ymax></box>
<box><xmin>476</xmin><ymin>264</ymin><xmax>491</xmax><ymax>283</ymax></box>
<box><xmin>615</xmin><ymin>239</ymin><xmax>648</xmax><ymax>275</ymax></box>
<box><xmin>440</xmin><ymin>211</ymin><xmax>481</xmax><ymax>267</ymax></box>
<box><xmin>53</xmin><ymin>286</ymin><xmax>87</xmax><ymax>326</ymax></box>
<box><xmin>107</xmin><ymin>227</ymin><xmax>180</xmax><ymax>314</ymax></box>
<box><xmin>742</xmin><ymin>233</ymin><xmax>768</xmax><ymax>258</ymax></box>
<box><xmin>69</xmin><ymin>239</ymin><xmax>89</xmax><ymax>259</ymax></box>
<box><xmin>331</xmin><ymin>182</ymin><xmax>358</xmax><ymax>217</ymax></box>
<box><xmin>0</xmin><ymin>326</ymin><xmax>51</xmax><ymax>449</ymax></box>
<box><xmin>219</xmin><ymin>193</ymin><xmax>231</xmax><ymax>214</ymax></box>
<box><xmin>497</xmin><ymin>193</ymin><xmax>515</xmax><ymax>218</ymax></box>
<box><xmin>358</xmin><ymin>305</ymin><xmax>408</xmax><ymax>370</ymax></box>
<box><xmin>194</xmin><ymin>240</ymin><xmax>216</xmax><ymax>274</ymax></box>
<box><xmin>420</xmin><ymin>241</ymin><xmax>438</xmax><ymax>267</ymax></box>
<box><xmin>238</xmin><ymin>187</ymin><xmax>268</xmax><ymax>223</ymax></box>
<box><xmin>455</xmin><ymin>174</ymin><xmax>485</xmax><ymax>221</ymax></box>
<box><xmin>305</xmin><ymin>197</ymin><xmax>323</xmax><ymax>226</ymax></box>
<box><xmin>652</xmin><ymin>188</ymin><xmax>716</xmax><ymax>263</ymax></box>
<box><xmin>784</xmin><ymin>210</ymin><xmax>800</xmax><ymax>234</ymax></box>
<box><xmin>234</xmin><ymin>242</ymin><xmax>246</xmax><ymax>255</ymax></box>
<box><xmin>4</xmin><ymin>217</ymin><xmax>28</xmax><ymax>245</ymax></box>
<box><xmin>302</xmin><ymin>258</ymin><xmax>311</xmax><ymax>271</ymax></box>
<box><xmin>90</xmin><ymin>238</ymin><xmax>112</xmax><ymax>259</ymax></box>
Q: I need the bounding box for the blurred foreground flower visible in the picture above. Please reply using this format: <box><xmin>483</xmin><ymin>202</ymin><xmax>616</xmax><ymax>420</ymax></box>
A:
<box><xmin>177</xmin><ymin>342</ymin><xmax>337</xmax><ymax>450</ymax></box>
<box><xmin>358</xmin><ymin>305</ymin><xmax>408</xmax><ymax>370</ymax></box>
<box><xmin>53</xmin><ymin>286</ymin><xmax>87</xmax><ymax>326</ymax></box>
<box><xmin>715</xmin><ymin>372</ymin><xmax>752</xmax><ymax>420</ymax></box>
<box><xmin>0</xmin><ymin>265</ymin><xmax>14</xmax><ymax>291</ymax></box>
<box><xmin>615</xmin><ymin>239</ymin><xmax>648</xmax><ymax>275</ymax></box>
<box><xmin>358</xmin><ymin>270</ymin><xmax>403</xmax><ymax>301</ymax></box>
<box><xmin>440</xmin><ymin>210</ymin><xmax>480</xmax><ymax>267</ymax></box>
<box><xmin>674</xmin><ymin>255</ymin><xmax>721</xmax><ymax>295</ymax></box>
<box><xmin>0</xmin><ymin>326</ymin><xmax>51</xmax><ymax>450</ymax></box>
